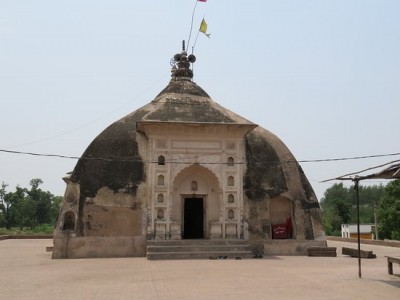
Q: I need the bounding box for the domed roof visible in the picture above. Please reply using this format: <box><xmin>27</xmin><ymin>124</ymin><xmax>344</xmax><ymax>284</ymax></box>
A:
<box><xmin>133</xmin><ymin>79</ymin><xmax>255</xmax><ymax>125</ymax></box>
<box><xmin>71</xmin><ymin>49</ymin><xmax>319</xmax><ymax>225</ymax></box>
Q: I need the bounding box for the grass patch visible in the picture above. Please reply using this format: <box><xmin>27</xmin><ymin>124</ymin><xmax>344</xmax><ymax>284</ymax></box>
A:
<box><xmin>0</xmin><ymin>224</ymin><xmax>54</xmax><ymax>235</ymax></box>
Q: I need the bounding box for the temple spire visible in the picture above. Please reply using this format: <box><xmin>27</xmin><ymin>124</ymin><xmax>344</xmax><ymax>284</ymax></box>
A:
<box><xmin>170</xmin><ymin>40</ymin><xmax>196</xmax><ymax>81</ymax></box>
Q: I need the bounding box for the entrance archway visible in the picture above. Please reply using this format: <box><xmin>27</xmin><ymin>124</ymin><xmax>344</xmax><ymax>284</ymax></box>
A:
<box><xmin>172</xmin><ymin>164</ymin><xmax>220</xmax><ymax>239</ymax></box>
<box><xmin>269</xmin><ymin>195</ymin><xmax>293</xmax><ymax>239</ymax></box>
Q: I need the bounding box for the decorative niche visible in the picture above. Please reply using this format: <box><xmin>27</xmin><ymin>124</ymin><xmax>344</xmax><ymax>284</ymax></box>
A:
<box><xmin>157</xmin><ymin>175</ymin><xmax>165</xmax><ymax>186</ymax></box>
<box><xmin>157</xmin><ymin>155</ymin><xmax>165</xmax><ymax>166</ymax></box>
<box><xmin>62</xmin><ymin>211</ymin><xmax>76</xmax><ymax>231</ymax></box>
<box><xmin>227</xmin><ymin>176</ymin><xmax>234</xmax><ymax>187</ymax></box>
<box><xmin>227</xmin><ymin>209</ymin><xmax>235</xmax><ymax>220</ymax></box>
<box><xmin>157</xmin><ymin>209</ymin><xmax>165</xmax><ymax>220</ymax></box>
<box><xmin>157</xmin><ymin>193</ymin><xmax>164</xmax><ymax>203</ymax></box>
<box><xmin>191</xmin><ymin>181</ymin><xmax>198</xmax><ymax>192</ymax></box>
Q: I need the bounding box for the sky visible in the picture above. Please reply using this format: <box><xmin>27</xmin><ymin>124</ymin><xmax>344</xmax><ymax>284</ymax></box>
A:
<box><xmin>1</xmin><ymin>0</ymin><xmax>399</xmax><ymax>200</ymax></box>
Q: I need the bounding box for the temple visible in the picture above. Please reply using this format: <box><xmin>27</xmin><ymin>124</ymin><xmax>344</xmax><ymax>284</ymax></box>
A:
<box><xmin>52</xmin><ymin>46</ymin><xmax>326</xmax><ymax>259</ymax></box>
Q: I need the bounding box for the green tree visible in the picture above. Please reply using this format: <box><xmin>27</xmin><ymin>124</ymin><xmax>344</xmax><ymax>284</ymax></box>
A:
<box><xmin>355</xmin><ymin>185</ymin><xmax>384</xmax><ymax>224</ymax></box>
<box><xmin>27</xmin><ymin>178</ymin><xmax>49</xmax><ymax>225</ymax></box>
<box><xmin>0</xmin><ymin>183</ymin><xmax>26</xmax><ymax>229</ymax></box>
<box><xmin>9</xmin><ymin>186</ymin><xmax>33</xmax><ymax>229</ymax></box>
<box><xmin>377</xmin><ymin>179</ymin><xmax>400</xmax><ymax>240</ymax></box>
<box><xmin>0</xmin><ymin>183</ymin><xmax>10</xmax><ymax>228</ymax></box>
<box><xmin>0</xmin><ymin>179</ymin><xmax>62</xmax><ymax>230</ymax></box>
<box><xmin>320</xmin><ymin>183</ymin><xmax>353</xmax><ymax>235</ymax></box>
<box><xmin>320</xmin><ymin>183</ymin><xmax>385</xmax><ymax>236</ymax></box>
<box><xmin>321</xmin><ymin>207</ymin><xmax>343</xmax><ymax>236</ymax></box>
<box><xmin>50</xmin><ymin>196</ymin><xmax>62</xmax><ymax>224</ymax></box>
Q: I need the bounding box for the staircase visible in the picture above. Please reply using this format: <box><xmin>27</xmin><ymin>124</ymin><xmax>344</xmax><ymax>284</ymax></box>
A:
<box><xmin>146</xmin><ymin>239</ymin><xmax>253</xmax><ymax>260</ymax></box>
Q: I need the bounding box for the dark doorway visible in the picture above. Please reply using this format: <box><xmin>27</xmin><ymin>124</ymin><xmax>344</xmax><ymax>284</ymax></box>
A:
<box><xmin>183</xmin><ymin>197</ymin><xmax>204</xmax><ymax>239</ymax></box>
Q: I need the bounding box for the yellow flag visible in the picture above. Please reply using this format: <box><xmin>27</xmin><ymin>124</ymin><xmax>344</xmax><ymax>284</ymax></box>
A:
<box><xmin>199</xmin><ymin>19</ymin><xmax>207</xmax><ymax>33</ymax></box>
<box><xmin>199</xmin><ymin>18</ymin><xmax>211</xmax><ymax>38</ymax></box>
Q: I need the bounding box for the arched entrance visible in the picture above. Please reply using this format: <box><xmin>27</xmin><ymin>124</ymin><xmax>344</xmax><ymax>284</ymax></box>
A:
<box><xmin>172</xmin><ymin>164</ymin><xmax>220</xmax><ymax>239</ymax></box>
<box><xmin>269</xmin><ymin>195</ymin><xmax>294</xmax><ymax>239</ymax></box>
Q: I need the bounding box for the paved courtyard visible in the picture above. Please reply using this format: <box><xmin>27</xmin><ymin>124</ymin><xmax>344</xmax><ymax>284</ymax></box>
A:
<box><xmin>0</xmin><ymin>239</ymin><xmax>399</xmax><ymax>299</ymax></box>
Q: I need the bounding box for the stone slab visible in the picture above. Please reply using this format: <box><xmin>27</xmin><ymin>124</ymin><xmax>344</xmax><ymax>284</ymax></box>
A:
<box><xmin>342</xmin><ymin>247</ymin><xmax>376</xmax><ymax>258</ymax></box>
<box><xmin>307</xmin><ymin>246</ymin><xmax>337</xmax><ymax>257</ymax></box>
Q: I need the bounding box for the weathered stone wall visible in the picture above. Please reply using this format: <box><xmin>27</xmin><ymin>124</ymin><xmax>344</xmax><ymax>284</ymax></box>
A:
<box><xmin>82</xmin><ymin>206</ymin><xmax>142</xmax><ymax>237</ymax></box>
<box><xmin>52</xmin><ymin>78</ymin><xmax>326</xmax><ymax>258</ymax></box>
<box><xmin>52</xmin><ymin>236</ymin><xmax>146</xmax><ymax>258</ymax></box>
<box><xmin>264</xmin><ymin>239</ymin><xmax>327</xmax><ymax>256</ymax></box>
<box><xmin>243</xmin><ymin>126</ymin><xmax>325</xmax><ymax>244</ymax></box>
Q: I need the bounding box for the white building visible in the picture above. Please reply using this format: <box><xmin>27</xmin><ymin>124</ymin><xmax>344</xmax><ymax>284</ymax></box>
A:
<box><xmin>341</xmin><ymin>224</ymin><xmax>376</xmax><ymax>239</ymax></box>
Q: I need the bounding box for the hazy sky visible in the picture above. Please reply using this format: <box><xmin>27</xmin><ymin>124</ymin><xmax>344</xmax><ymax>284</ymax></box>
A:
<box><xmin>1</xmin><ymin>0</ymin><xmax>399</xmax><ymax>200</ymax></box>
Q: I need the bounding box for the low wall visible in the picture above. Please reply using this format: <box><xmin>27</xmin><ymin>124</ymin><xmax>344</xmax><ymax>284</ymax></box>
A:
<box><xmin>0</xmin><ymin>235</ymin><xmax>53</xmax><ymax>240</ymax></box>
<box><xmin>264</xmin><ymin>239</ymin><xmax>327</xmax><ymax>256</ymax></box>
<box><xmin>326</xmin><ymin>236</ymin><xmax>400</xmax><ymax>248</ymax></box>
<box><xmin>52</xmin><ymin>235</ymin><xmax>146</xmax><ymax>259</ymax></box>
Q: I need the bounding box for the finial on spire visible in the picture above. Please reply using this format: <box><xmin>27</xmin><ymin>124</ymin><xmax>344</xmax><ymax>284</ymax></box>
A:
<box><xmin>170</xmin><ymin>41</ymin><xmax>196</xmax><ymax>81</ymax></box>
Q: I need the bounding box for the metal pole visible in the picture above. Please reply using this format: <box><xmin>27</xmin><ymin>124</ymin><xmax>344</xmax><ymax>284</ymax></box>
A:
<box><xmin>374</xmin><ymin>200</ymin><xmax>379</xmax><ymax>240</ymax></box>
<box><xmin>354</xmin><ymin>178</ymin><xmax>362</xmax><ymax>278</ymax></box>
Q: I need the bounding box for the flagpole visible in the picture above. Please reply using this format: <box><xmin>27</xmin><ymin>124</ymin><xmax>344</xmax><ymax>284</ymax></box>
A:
<box><xmin>192</xmin><ymin>28</ymin><xmax>201</xmax><ymax>53</ymax></box>
<box><xmin>187</xmin><ymin>0</ymin><xmax>199</xmax><ymax>51</ymax></box>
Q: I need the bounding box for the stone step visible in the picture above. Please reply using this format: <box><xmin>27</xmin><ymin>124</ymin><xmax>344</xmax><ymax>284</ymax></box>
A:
<box><xmin>147</xmin><ymin>239</ymin><xmax>249</xmax><ymax>246</ymax></box>
<box><xmin>148</xmin><ymin>245</ymin><xmax>250</xmax><ymax>253</ymax></box>
<box><xmin>147</xmin><ymin>250</ymin><xmax>254</xmax><ymax>260</ymax></box>
<box><xmin>146</xmin><ymin>239</ymin><xmax>253</xmax><ymax>260</ymax></box>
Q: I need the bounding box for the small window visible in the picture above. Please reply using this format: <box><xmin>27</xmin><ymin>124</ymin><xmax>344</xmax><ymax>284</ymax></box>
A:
<box><xmin>191</xmin><ymin>181</ymin><xmax>198</xmax><ymax>191</ymax></box>
<box><xmin>227</xmin><ymin>157</ymin><xmax>234</xmax><ymax>166</ymax></box>
<box><xmin>62</xmin><ymin>211</ymin><xmax>75</xmax><ymax>231</ymax></box>
<box><xmin>228</xmin><ymin>176</ymin><xmax>234</xmax><ymax>186</ymax></box>
<box><xmin>157</xmin><ymin>175</ymin><xmax>165</xmax><ymax>186</ymax></box>
<box><xmin>227</xmin><ymin>194</ymin><xmax>234</xmax><ymax>204</ymax></box>
<box><xmin>228</xmin><ymin>209</ymin><xmax>235</xmax><ymax>220</ymax></box>
<box><xmin>157</xmin><ymin>194</ymin><xmax>164</xmax><ymax>203</ymax></box>
<box><xmin>158</xmin><ymin>155</ymin><xmax>165</xmax><ymax>165</ymax></box>
<box><xmin>157</xmin><ymin>209</ymin><xmax>164</xmax><ymax>220</ymax></box>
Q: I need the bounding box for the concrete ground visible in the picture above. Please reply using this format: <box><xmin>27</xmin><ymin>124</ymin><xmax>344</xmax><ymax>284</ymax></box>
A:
<box><xmin>0</xmin><ymin>239</ymin><xmax>399</xmax><ymax>300</ymax></box>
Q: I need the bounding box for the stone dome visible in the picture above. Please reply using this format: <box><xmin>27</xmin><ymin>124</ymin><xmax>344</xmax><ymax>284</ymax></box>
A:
<box><xmin>53</xmin><ymin>49</ymin><xmax>325</xmax><ymax>259</ymax></box>
<box><xmin>71</xmin><ymin>78</ymin><xmax>321</xmax><ymax>232</ymax></box>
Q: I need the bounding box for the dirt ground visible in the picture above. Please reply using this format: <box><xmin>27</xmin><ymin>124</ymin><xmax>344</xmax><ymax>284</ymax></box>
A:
<box><xmin>0</xmin><ymin>239</ymin><xmax>399</xmax><ymax>300</ymax></box>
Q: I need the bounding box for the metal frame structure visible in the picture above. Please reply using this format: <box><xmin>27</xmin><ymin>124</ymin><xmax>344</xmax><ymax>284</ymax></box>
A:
<box><xmin>324</xmin><ymin>162</ymin><xmax>400</xmax><ymax>278</ymax></box>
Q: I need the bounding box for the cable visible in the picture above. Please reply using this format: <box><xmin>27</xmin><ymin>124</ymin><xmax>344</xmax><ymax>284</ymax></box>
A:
<box><xmin>3</xmin><ymin>73</ymin><xmax>169</xmax><ymax>149</ymax></box>
<box><xmin>336</xmin><ymin>160</ymin><xmax>400</xmax><ymax>178</ymax></box>
<box><xmin>187</xmin><ymin>0</ymin><xmax>199</xmax><ymax>50</ymax></box>
<box><xmin>1</xmin><ymin>148</ymin><xmax>399</xmax><ymax>166</ymax></box>
<box><xmin>322</xmin><ymin>160</ymin><xmax>400</xmax><ymax>182</ymax></box>
<box><xmin>297</xmin><ymin>153</ymin><xmax>400</xmax><ymax>163</ymax></box>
